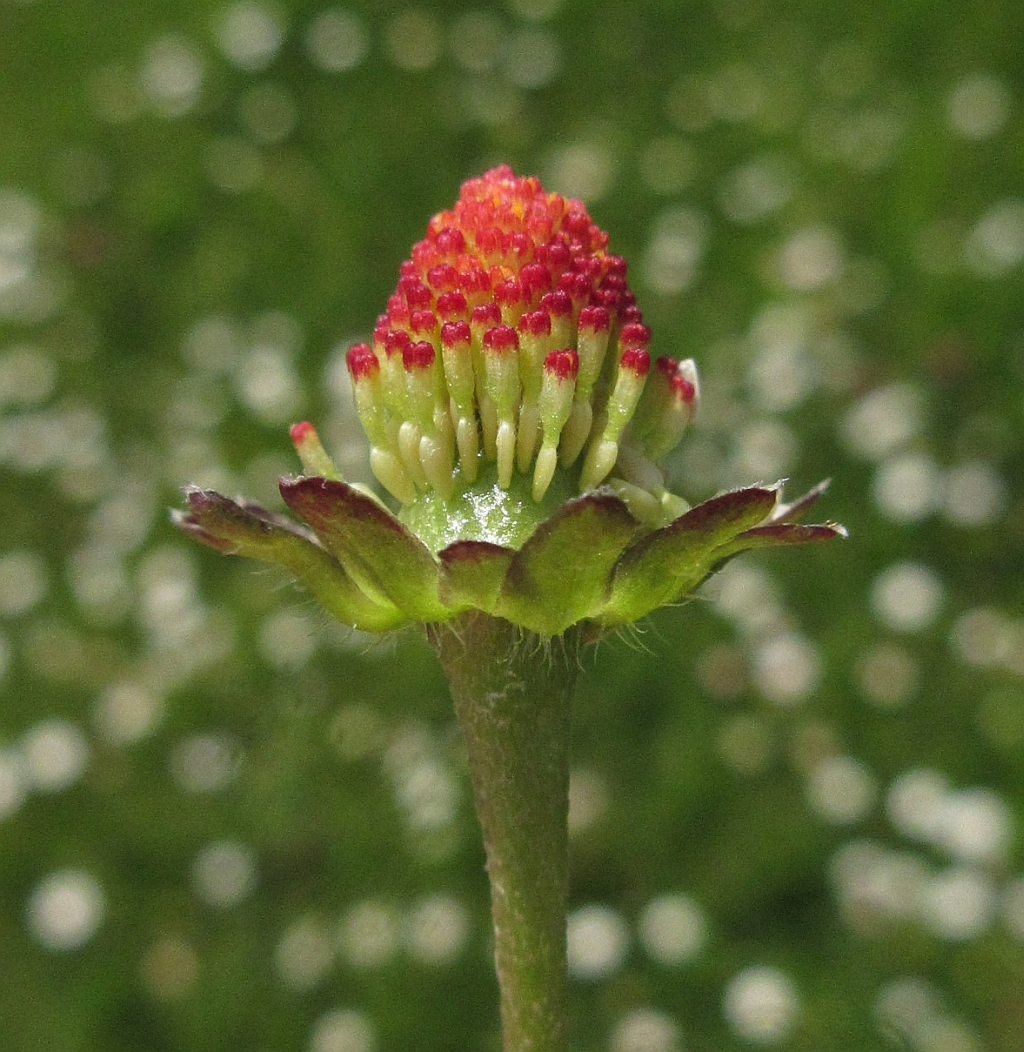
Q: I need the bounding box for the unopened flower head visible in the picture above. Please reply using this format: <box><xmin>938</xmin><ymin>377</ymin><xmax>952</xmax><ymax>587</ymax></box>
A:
<box><xmin>342</xmin><ymin>168</ymin><xmax>694</xmax><ymax>510</ymax></box>
<box><xmin>314</xmin><ymin>166</ymin><xmax>700</xmax><ymax>549</ymax></box>
<box><xmin>176</xmin><ymin>168</ymin><xmax>843</xmax><ymax>637</ymax></box>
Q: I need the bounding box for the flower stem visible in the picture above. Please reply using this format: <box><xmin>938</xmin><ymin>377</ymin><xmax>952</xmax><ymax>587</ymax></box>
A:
<box><xmin>429</xmin><ymin>612</ymin><xmax>579</xmax><ymax>1052</ymax></box>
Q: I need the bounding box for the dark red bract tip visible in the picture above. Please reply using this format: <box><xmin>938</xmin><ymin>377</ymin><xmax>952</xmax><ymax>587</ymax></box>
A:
<box><xmin>483</xmin><ymin>325</ymin><xmax>518</xmax><ymax>353</ymax></box>
<box><xmin>544</xmin><ymin>349</ymin><xmax>579</xmax><ymax>380</ymax></box>
<box><xmin>655</xmin><ymin>356</ymin><xmax>679</xmax><ymax>379</ymax></box>
<box><xmin>346</xmin><ymin>343</ymin><xmax>380</xmax><ymax>380</ymax></box>
<box><xmin>403</xmin><ymin>340</ymin><xmax>436</xmax><ymax>370</ymax></box>
<box><xmin>518</xmin><ymin>309</ymin><xmax>552</xmax><ymax>338</ymax></box>
<box><xmin>620</xmin><ymin>347</ymin><xmax>650</xmax><ymax>376</ymax></box>
<box><xmin>441</xmin><ymin>320</ymin><xmax>472</xmax><ymax>347</ymax></box>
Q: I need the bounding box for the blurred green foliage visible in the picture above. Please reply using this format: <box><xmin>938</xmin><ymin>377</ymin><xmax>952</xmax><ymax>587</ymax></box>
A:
<box><xmin>1</xmin><ymin>1</ymin><xmax>1023</xmax><ymax>1050</ymax></box>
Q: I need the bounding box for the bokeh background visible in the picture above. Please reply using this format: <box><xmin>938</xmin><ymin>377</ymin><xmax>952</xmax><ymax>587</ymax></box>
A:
<box><xmin>2</xmin><ymin>0</ymin><xmax>1023</xmax><ymax>1050</ymax></box>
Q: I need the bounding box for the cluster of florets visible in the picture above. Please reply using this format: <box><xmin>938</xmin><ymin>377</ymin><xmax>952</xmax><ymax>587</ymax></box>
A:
<box><xmin>333</xmin><ymin>166</ymin><xmax>697</xmax><ymax>518</ymax></box>
<box><xmin>176</xmin><ymin>168</ymin><xmax>843</xmax><ymax>636</ymax></box>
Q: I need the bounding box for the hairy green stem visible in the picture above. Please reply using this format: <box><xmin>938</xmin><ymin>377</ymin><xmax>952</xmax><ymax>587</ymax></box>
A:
<box><xmin>429</xmin><ymin>612</ymin><xmax>579</xmax><ymax>1052</ymax></box>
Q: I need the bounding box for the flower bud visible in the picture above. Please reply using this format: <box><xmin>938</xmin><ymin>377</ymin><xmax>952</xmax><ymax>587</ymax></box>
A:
<box><xmin>345</xmin><ymin>166</ymin><xmax>693</xmax><ymax>508</ymax></box>
<box><xmin>177</xmin><ymin>168</ymin><xmax>844</xmax><ymax>638</ymax></box>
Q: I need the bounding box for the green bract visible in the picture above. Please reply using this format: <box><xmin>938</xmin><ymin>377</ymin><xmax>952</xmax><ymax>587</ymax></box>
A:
<box><xmin>174</xmin><ymin>476</ymin><xmax>844</xmax><ymax>638</ymax></box>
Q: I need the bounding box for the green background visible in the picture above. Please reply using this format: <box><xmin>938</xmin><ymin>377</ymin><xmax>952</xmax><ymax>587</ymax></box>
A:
<box><xmin>2</xmin><ymin>0</ymin><xmax>1023</xmax><ymax>1049</ymax></box>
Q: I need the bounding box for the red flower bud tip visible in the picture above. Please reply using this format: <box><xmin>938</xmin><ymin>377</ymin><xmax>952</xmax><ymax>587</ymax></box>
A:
<box><xmin>505</xmin><ymin>231</ymin><xmax>533</xmax><ymax>265</ymax></box>
<box><xmin>290</xmin><ymin>420</ymin><xmax>341</xmax><ymax>481</ymax></box>
<box><xmin>579</xmin><ymin>348</ymin><xmax>651</xmax><ymax>492</ymax></box>
<box><xmin>382</xmin><ymin>327</ymin><xmax>410</xmax><ymax>357</ymax></box>
<box><xmin>577</xmin><ymin>305</ymin><xmax>611</xmax><ymax>333</ymax></box>
<box><xmin>440</xmin><ymin>321</ymin><xmax>478</xmax><ymax>481</ymax></box>
<box><xmin>436</xmin><ymin>291</ymin><xmax>469</xmax><ymax>321</ymax></box>
<box><xmin>616</xmin><ymin>322</ymin><xmax>652</xmax><ymax>364</ymax></box>
<box><xmin>427</xmin><ymin>264</ymin><xmax>460</xmax><ymax>291</ymax></box>
<box><xmin>558</xmin><ymin>270</ymin><xmax>594</xmax><ymax>312</ymax></box>
<box><xmin>386</xmin><ymin>295</ymin><xmax>410</xmax><ymax>329</ymax></box>
<box><xmin>620</xmin><ymin>322</ymin><xmax>651</xmax><ymax>349</ymax></box>
<box><xmin>590</xmin><ymin>287</ymin><xmax>621</xmax><ymax>311</ymax></box>
<box><xmin>604</xmin><ymin>255</ymin><xmax>627</xmax><ymax>278</ymax></box>
<box><xmin>399</xmin><ymin>275</ymin><xmax>434</xmax><ymax>309</ymax></box>
<box><xmin>673</xmin><ymin>358</ymin><xmax>699</xmax><ymax>408</ymax></box>
<box><xmin>345</xmin><ymin>166</ymin><xmax>695</xmax><ymax>503</ymax></box>
<box><xmin>432</xmin><ymin>226</ymin><xmax>466</xmax><ymax>256</ymax></box>
<box><xmin>441</xmin><ymin>320</ymin><xmax>472</xmax><ymax>348</ymax></box>
<box><xmin>538</xmin><ymin>289</ymin><xmax>574</xmax><ymax>349</ymax></box>
<box><xmin>619</xmin><ymin>347</ymin><xmax>651</xmax><ymax>377</ymax></box>
<box><xmin>518</xmin><ymin>309</ymin><xmax>553</xmax><ymax>339</ymax></box>
<box><xmin>544</xmin><ymin>348</ymin><xmax>579</xmax><ymax>381</ymax></box>
<box><xmin>482</xmin><ymin>324</ymin><xmax>519</xmax><ymax>354</ymax></box>
<box><xmin>471</xmin><ymin>302</ymin><xmax>502</xmax><ymax>330</ymax></box>
<box><xmin>675</xmin><ymin>358</ymin><xmax>700</xmax><ymax>421</ymax></box>
<box><xmin>539</xmin><ymin>289</ymin><xmax>573</xmax><ymax>318</ymax></box>
<box><xmin>515</xmin><ymin>310</ymin><xmax>557</xmax><ymax>473</ymax></box>
<box><xmin>533</xmin><ymin>349</ymin><xmax>580</xmax><ymax>501</ymax></box>
<box><xmin>402</xmin><ymin>339</ymin><xmax>436</xmax><ymax>371</ymax></box>
<box><xmin>410</xmin><ymin>309</ymin><xmax>440</xmax><ymax>339</ymax></box>
<box><xmin>537</xmin><ymin>240</ymin><xmax>571</xmax><ymax>270</ymax></box>
<box><xmin>571</xmin><ymin>253</ymin><xmax>602</xmax><ymax>280</ymax></box>
<box><xmin>629</xmin><ymin>356</ymin><xmax>700</xmax><ymax>463</ymax></box>
<box><xmin>519</xmin><ymin>261</ymin><xmax>553</xmax><ymax>298</ymax></box>
<box><xmin>290</xmin><ymin>421</ymin><xmax>313</xmax><ymax>444</ymax></box>
<box><xmin>459</xmin><ymin>266</ymin><xmax>492</xmax><ymax>303</ymax></box>
<box><xmin>494</xmin><ymin>277</ymin><xmax>528</xmax><ymax>326</ymax></box>
<box><xmin>346</xmin><ymin>342</ymin><xmax>379</xmax><ymax>381</ymax></box>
